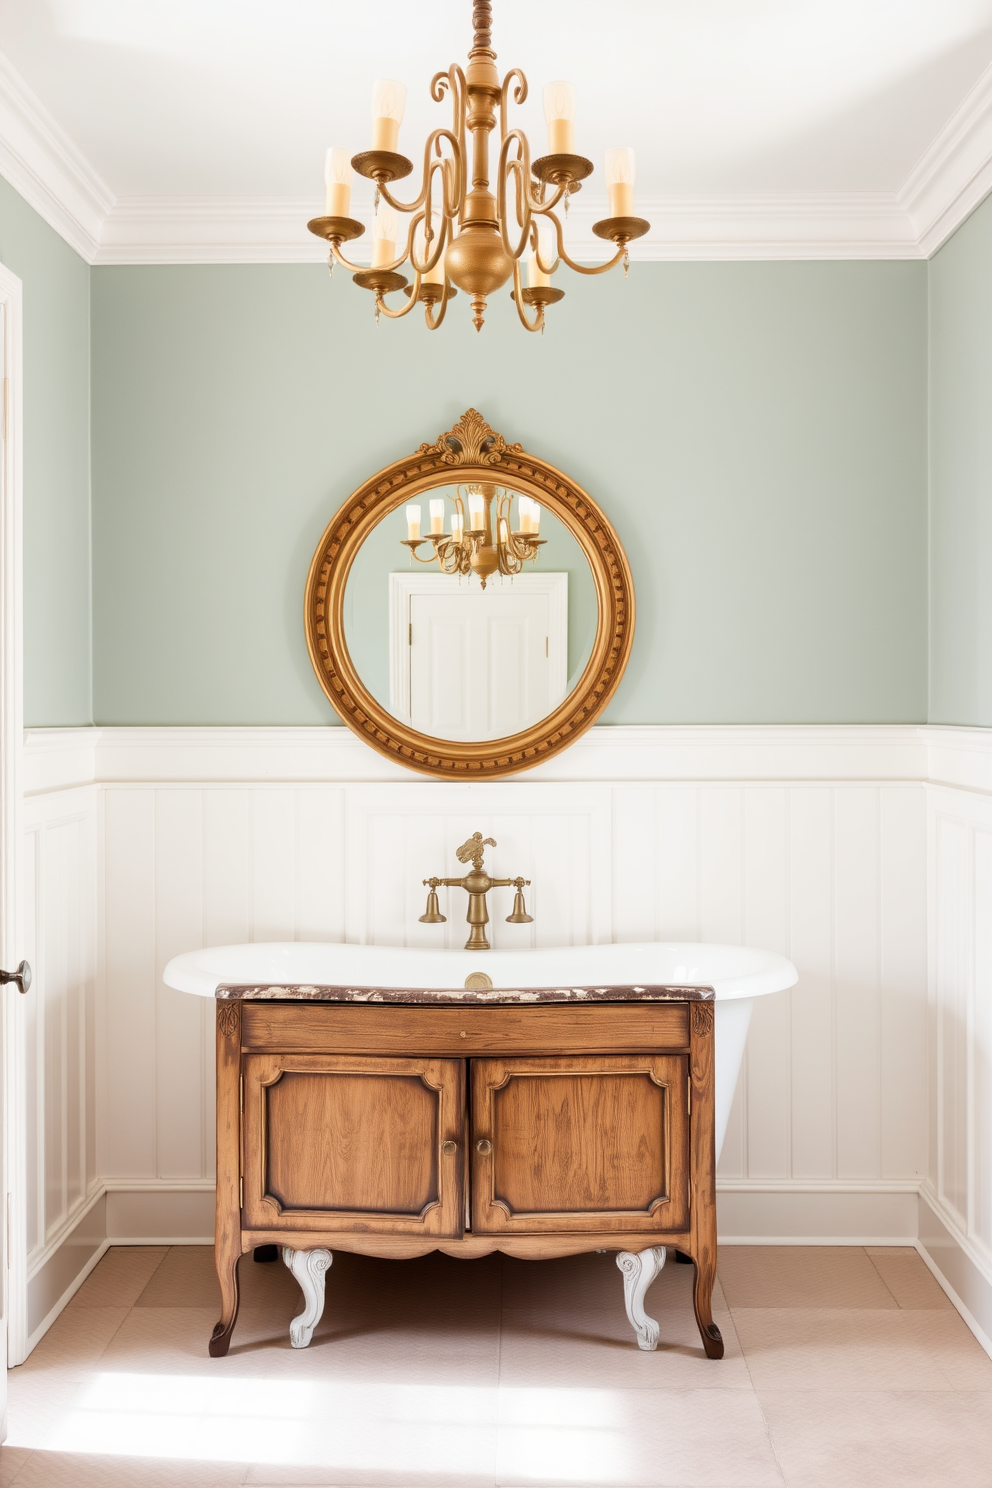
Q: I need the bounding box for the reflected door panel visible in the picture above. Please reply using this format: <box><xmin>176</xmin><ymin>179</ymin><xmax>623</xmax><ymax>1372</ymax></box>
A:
<box><xmin>391</xmin><ymin>574</ymin><xmax>568</xmax><ymax>741</ymax></box>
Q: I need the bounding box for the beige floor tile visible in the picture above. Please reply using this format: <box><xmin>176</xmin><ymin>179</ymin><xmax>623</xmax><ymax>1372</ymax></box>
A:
<box><xmin>98</xmin><ymin>1303</ymin><xmax>501</xmax><ymax>1385</ymax></box>
<box><xmin>500</xmin><ymin>1251</ymin><xmax>630</xmax><ymax>1311</ymax></box>
<box><xmin>732</xmin><ymin>1307</ymin><xmax>988</xmax><ymax>1391</ymax></box>
<box><xmin>14</xmin><ymin>1307</ymin><xmax>130</xmax><ymax>1380</ymax></box>
<box><xmin>0</xmin><ymin>1444</ymin><xmax>32</xmax><ymax>1487</ymax></box>
<box><xmin>759</xmin><ymin>1387</ymin><xmax>992</xmax><ymax>1487</ymax></box>
<box><xmin>7</xmin><ymin>1450</ymin><xmax>248</xmax><ymax>1486</ymax></box>
<box><xmin>136</xmin><ymin>1247</ymin><xmax>224</xmax><ymax>1309</ymax></box>
<box><xmin>863</xmin><ymin>1248</ymin><xmax>954</xmax><ymax>1310</ymax></box>
<box><xmin>75</xmin><ymin>1248</ymin><xmax>169</xmax><ymax>1309</ymax></box>
<box><xmin>496</xmin><ymin>1386</ymin><xmax>784</xmax><ymax>1486</ymax></box>
<box><xmin>497</xmin><ymin>1265</ymin><xmax>748</xmax><ymax>1390</ymax></box>
<box><xmin>718</xmin><ymin>1247</ymin><xmax>897</xmax><ymax>1310</ymax></box>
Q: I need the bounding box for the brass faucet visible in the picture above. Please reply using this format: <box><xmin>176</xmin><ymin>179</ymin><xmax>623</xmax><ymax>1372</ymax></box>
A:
<box><xmin>420</xmin><ymin>831</ymin><xmax>533</xmax><ymax>951</ymax></box>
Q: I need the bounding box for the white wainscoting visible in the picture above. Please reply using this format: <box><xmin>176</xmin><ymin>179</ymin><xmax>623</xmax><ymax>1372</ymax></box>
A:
<box><xmin>28</xmin><ymin>721</ymin><xmax>992</xmax><ymax>1351</ymax></box>
<box><xmin>921</xmin><ymin>730</ymin><xmax>992</xmax><ymax>1353</ymax></box>
<box><xmin>21</xmin><ymin>727</ymin><xmax>929</xmax><ymax>1240</ymax></box>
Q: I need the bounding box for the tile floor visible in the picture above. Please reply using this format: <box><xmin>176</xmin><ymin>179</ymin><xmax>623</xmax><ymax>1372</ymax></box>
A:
<box><xmin>3</xmin><ymin>1243</ymin><xmax>991</xmax><ymax>1486</ymax></box>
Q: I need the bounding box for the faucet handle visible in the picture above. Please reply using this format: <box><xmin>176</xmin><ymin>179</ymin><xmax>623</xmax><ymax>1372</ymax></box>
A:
<box><xmin>419</xmin><ymin>879</ymin><xmax>447</xmax><ymax>924</ymax></box>
<box><xmin>506</xmin><ymin>879</ymin><xmax>533</xmax><ymax>925</ymax></box>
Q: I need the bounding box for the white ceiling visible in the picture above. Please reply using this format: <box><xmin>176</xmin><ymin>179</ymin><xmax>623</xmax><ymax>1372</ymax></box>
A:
<box><xmin>2</xmin><ymin>0</ymin><xmax>992</xmax><ymax>261</ymax></box>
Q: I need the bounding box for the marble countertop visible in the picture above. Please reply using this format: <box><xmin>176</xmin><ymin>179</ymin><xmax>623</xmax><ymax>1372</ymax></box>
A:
<box><xmin>215</xmin><ymin>983</ymin><xmax>716</xmax><ymax>1006</ymax></box>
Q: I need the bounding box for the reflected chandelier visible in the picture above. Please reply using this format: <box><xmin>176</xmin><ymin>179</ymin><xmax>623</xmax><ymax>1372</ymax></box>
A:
<box><xmin>307</xmin><ymin>0</ymin><xmax>649</xmax><ymax>333</ymax></box>
<box><xmin>401</xmin><ymin>479</ymin><xmax>543</xmax><ymax>589</ymax></box>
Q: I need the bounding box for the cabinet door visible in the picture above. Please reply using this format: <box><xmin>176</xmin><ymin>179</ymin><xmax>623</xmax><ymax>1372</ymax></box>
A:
<box><xmin>471</xmin><ymin>1054</ymin><xmax>689</xmax><ymax>1234</ymax></box>
<box><xmin>243</xmin><ymin>1053</ymin><xmax>465</xmax><ymax>1236</ymax></box>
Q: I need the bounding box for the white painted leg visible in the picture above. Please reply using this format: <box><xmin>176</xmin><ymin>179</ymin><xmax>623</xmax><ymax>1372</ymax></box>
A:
<box><xmin>616</xmin><ymin>1246</ymin><xmax>666</xmax><ymax>1351</ymax></box>
<box><xmin>282</xmin><ymin>1247</ymin><xmax>333</xmax><ymax>1348</ymax></box>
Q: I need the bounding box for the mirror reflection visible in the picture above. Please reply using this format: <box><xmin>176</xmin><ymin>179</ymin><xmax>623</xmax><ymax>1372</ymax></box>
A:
<box><xmin>344</xmin><ymin>481</ymin><xmax>598</xmax><ymax>742</ymax></box>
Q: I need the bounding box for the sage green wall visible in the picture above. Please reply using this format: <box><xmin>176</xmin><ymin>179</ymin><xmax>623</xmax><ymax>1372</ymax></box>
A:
<box><xmin>91</xmin><ymin>260</ymin><xmax>927</xmax><ymax>725</ymax></box>
<box><xmin>929</xmin><ymin>190</ymin><xmax>992</xmax><ymax>726</ymax></box>
<box><xmin>0</xmin><ymin>178</ymin><xmax>91</xmax><ymax>725</ymax></box>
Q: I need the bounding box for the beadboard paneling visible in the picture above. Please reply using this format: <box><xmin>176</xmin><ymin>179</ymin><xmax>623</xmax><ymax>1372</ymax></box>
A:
<box><xmin>21</xmin><ymin>786</ymin><xmax>98</xmax><ymax>1272</ymax></box>
<box><xmin>85</xmin><ymin>758</ymin><xmax>928</xmax><ymax>1191</ymax></box>
<box><xmin>928</xmin><ymin>780</ymin><xmax>992</xmax><ymax>1270</ymax></box>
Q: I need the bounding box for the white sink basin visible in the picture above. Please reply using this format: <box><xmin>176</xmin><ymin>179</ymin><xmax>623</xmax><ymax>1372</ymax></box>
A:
<box><xmin>164</xmin><ymin>940</ymin><xmax>796</xmax><ymax>1161</ymax></box>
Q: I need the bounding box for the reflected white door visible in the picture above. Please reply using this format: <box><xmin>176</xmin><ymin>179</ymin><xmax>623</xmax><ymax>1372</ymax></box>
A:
<box><xmin>390</xmin><ymin>574</ymin><xmax>567</xmax><ymax>741</ymax></box>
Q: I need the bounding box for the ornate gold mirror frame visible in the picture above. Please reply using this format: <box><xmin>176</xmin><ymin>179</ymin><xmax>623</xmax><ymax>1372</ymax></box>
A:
<box><xmin>304</xmin><ymin>409</ymin><xmax>635</xmax><ymax>778</ymax></box>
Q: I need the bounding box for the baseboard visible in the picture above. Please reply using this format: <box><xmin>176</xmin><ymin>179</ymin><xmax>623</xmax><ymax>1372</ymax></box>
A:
<box><xmin>917</xmin><ymin>1185</ymin><xmax>992</xmax><ymax>1360</ymax></box>
<box><xmin>105</xmin><ymin>1185</ymin><xmax>215</xmax><ymax>1242</ymax></box>
<box><xmin>23</xmin><ymin>1190</ymin><xmax>109</xmax><ymax>1356</ymax></box>
<box><xmin>716</xmin><ymin>1185</ymin><xmax>919</xmax><ymax>1243</ymax></box>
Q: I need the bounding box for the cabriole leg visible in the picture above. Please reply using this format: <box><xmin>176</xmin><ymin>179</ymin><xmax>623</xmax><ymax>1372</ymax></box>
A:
<box><xmin>282</xmin><ymin>1247</ymin><xmax>333</xmax><ymax>1348</ymax></box>
<box><xmin>691</xmin><ymin>1252</ymin><xmax>725</xmax><ymax>1359</ymax></box>
<box><xmin>209</xmin><ymin>1244</ymin><xmax>240</xmax><ymax>1358</ymax></box>
<box><xmin>616</xmin><ymin>1246</ymin><xmax>666</xmax><ymax>1351</ymax></box>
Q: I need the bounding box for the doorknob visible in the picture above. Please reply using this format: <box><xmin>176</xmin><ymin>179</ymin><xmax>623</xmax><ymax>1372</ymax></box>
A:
<box><xmin>440</xmin><ymin>1140</ymin><xmax>457</xmax><ymax>1156</ymax></box>
<box><xmin>475</xmin><ymin>1138</ymin><xmax>492</xmax><ymax>1155</ymax></box>
<box><xmin>0</xmin><ymin>960</ymin><xmax>30</xmax><ymax>994</ymax></box>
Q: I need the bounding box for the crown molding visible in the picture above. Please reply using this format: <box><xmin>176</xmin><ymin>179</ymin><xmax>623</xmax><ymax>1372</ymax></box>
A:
<box><xmin>1</xmin><ymin>43</ymin><xmax>991</xmax><ymax>264</ymax></box>
<box><xmin>0</xmin><ymin>51</ymin><xmax>112</xmax><ymax>262</ymax></box>
<box><xmin>901</xmin><ymin>59</ymin><xmax>992</xmax><ymax>256</ymax></box>
<box><xmin>90</xmin><ymin>191</ymin><xmax>918</xmax><ymax>265</ymax></box>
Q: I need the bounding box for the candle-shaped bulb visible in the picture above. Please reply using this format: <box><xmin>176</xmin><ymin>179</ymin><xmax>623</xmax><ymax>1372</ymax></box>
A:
<box><xmin>429</xmin><ymin>498</ymin><xmax>445</xmax><ymax>534</ymax></box>
<box><xmin>527</xmin><ymin>253</ymin><xmax>550</xmax><ymax>289</ymax></box>
<box><xmin>372</xmin><ymin>206</ymin><xmax>399</xmax><ymax>268</ymax></box>
<box><xmin>517</xmin><ymin>496</ymin><xmax>531</xmax><ymax>533</ymax></box>
<box><xmin>499</xmin><ymin>517</ymin><xmax>509</xmax><ymax>545</ymax></box>
<box><xmin>531</xmin><ymin>503</ymin><xmax>541</xmax><ymax>533</ymax></box>
<box><xmin>451</xmin><ymin>512</ymin><xmax>464</xmax><ymax>543</ymax></box>
<box><xmin>605</xmin><ymin>147</ymin><xmax>635</xmax><ymax>218</ymax></box>
<box><xmin>405</xmin><ymin>504</ymin><xmax>421</xmax><ymax>540</ymax></box>
<box><xmin>371</xmin><ymin>78</ymin><xmax>406</xmax><ymax>153</ymax></box>
<box><xmin>324</xmin><ymin>147</ymin><xmax>352</xmax><ymax>218</ymax></box>
<box><xmin>543</xmin><ymin>80</ymin><xmax>576</xmax><ymax>155</ymax></box>
<box><xmin>468</xmin><ymin>489</ymin><xmax>485</xmax><ymax>530</ymax></box>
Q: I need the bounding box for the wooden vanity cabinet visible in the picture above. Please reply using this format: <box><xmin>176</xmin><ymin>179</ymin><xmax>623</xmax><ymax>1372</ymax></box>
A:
<box><xmin>211</xmin><ymin>996</ymin><xmax>721</xmax><ymax>1360</ymax></box>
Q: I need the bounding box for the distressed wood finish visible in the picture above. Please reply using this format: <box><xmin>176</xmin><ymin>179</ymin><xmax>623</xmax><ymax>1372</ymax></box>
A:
<box><xmin>241</xmin><ymin>1001</ymin><xmax>689</xmax><ymax>1056</ymax></box>
<box><xmin>688</xmin><ymin>1001</ymin><xmax>723</xmax><ymax>1358</ymax></box>
<box><xmin>242</xmin><ymin>1053</ymin><xmax>464</xmax><ymax>1237</ymax></box>
<box><xmin>209</xmin><ymin>999</ymin><xmax>242</xmax><ymax>1357</ymax></box>
<box><xmin>470</xmin><ymin>1054</ymin><xmax>689</xmax><ymax>1234</ymax></box>
<box><xmin>212</xmin><ymin>996</ymin><xmax>720</xmax><ymax>1358</ymax></box>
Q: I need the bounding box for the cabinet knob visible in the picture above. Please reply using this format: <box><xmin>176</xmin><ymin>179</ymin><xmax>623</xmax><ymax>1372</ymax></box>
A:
<box><xmin>440</xmin><ymin>1140</ymin><xmax>457</xmax><ymax>1156</ymax></box>
<box><xmin>475</xmin><ymin>1138</ymin><xmax>492</xmax><ymax>1155</ymax></box>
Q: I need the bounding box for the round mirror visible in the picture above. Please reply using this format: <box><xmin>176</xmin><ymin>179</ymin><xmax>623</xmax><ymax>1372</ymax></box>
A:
<box><xmin>305</xmin><ymin>410</ymin><xmax>634</xmax><ymax>778</ymax></box>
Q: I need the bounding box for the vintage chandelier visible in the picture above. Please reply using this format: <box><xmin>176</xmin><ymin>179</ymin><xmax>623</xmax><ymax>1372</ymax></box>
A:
<box><xmin>307</xmin><ymin>0</ymin><xmax>649</xmax><ymax>333</ymax></box>
<box><xmin>401</xmin><ymin>480</ymin><xmax>542</xmax><ymax>589</ymax></box>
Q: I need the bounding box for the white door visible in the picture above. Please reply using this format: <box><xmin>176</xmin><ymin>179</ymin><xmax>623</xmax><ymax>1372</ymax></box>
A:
<box><xmin>0</xmin><ymin>266</ymin><xmax>27</xmax><ymax>1407</ymax></box>
<box><xmin>390</xmin><ymin>574</ymin><xmax>568</xmax><ymax>740</ymax></box>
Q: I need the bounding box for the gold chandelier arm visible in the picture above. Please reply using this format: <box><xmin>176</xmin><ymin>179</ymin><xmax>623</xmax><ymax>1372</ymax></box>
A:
<box><xmin>431</xmin><ymin>64</ymin><xmax>468</xmax><ymax>208</ymax></box>
<box><xmin>374</xmin><ymin>272</ymin><xmax>423</xmax><ymax>319</ymax></box>
<box><xmin>547</xmin><ymin>211</ymin><xmax>627</xmax><ymax>275</ymax></box>
<box><xmin>510</xmin><ymin>257</ymin><xmax>545</xmax><ymax>334</ymax></box>
<box><xmin>499</xmin><ymin>67</ymin><xmax>528</xmax><ymax>139</ymax></box>
<box><xmin>497</xmin><ymin>132</ymin><xmax>533</xmax><ymax>263</ymax></box>
<box><xmin>378</xmin><ymin>129</ymin><xmax>462</xmax><ymax>216</ymax></box>
<box><xmin>329</xmin><ymin>238</ymin><xmax>371</xmax><ymax>273</ymax></box>
<box><xmin>407</xmin><ymin>208</ymin><xmax>449</xmax><ymax>278</ymax></box>
<box><xmin>424</xmin><ymin>284</ymin><xmax>452</xmax><ymax>330</ymax></box>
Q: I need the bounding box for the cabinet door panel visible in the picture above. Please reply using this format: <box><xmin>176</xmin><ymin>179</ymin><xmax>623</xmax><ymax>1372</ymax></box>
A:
<box><xmin>243</xmin><ymin>1053</ymin><xmax>464</xmax><ymax>1236</ymax></box>
<box><xmin>471</xmin><ymin>1055</ymin><xmax>689</xmax><ymax>1234</ymax></box>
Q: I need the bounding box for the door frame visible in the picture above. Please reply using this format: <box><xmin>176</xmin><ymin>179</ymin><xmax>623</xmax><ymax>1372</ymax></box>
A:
<box><xmin>0</xmin><ymin>263</ymin><xmax>26</xmax><ymax>1373</ymax></box>
<box><xmin>387</xmin><ymin>570</ymin><xmax>568</xmax><ymax>724</ymax></box>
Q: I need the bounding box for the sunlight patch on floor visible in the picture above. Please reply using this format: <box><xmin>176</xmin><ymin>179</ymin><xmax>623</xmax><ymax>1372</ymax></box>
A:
<box><xmin>11</xmin><ymin>1372</ymin><xmax>629</xmax><ymax>1479</ymax></box>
